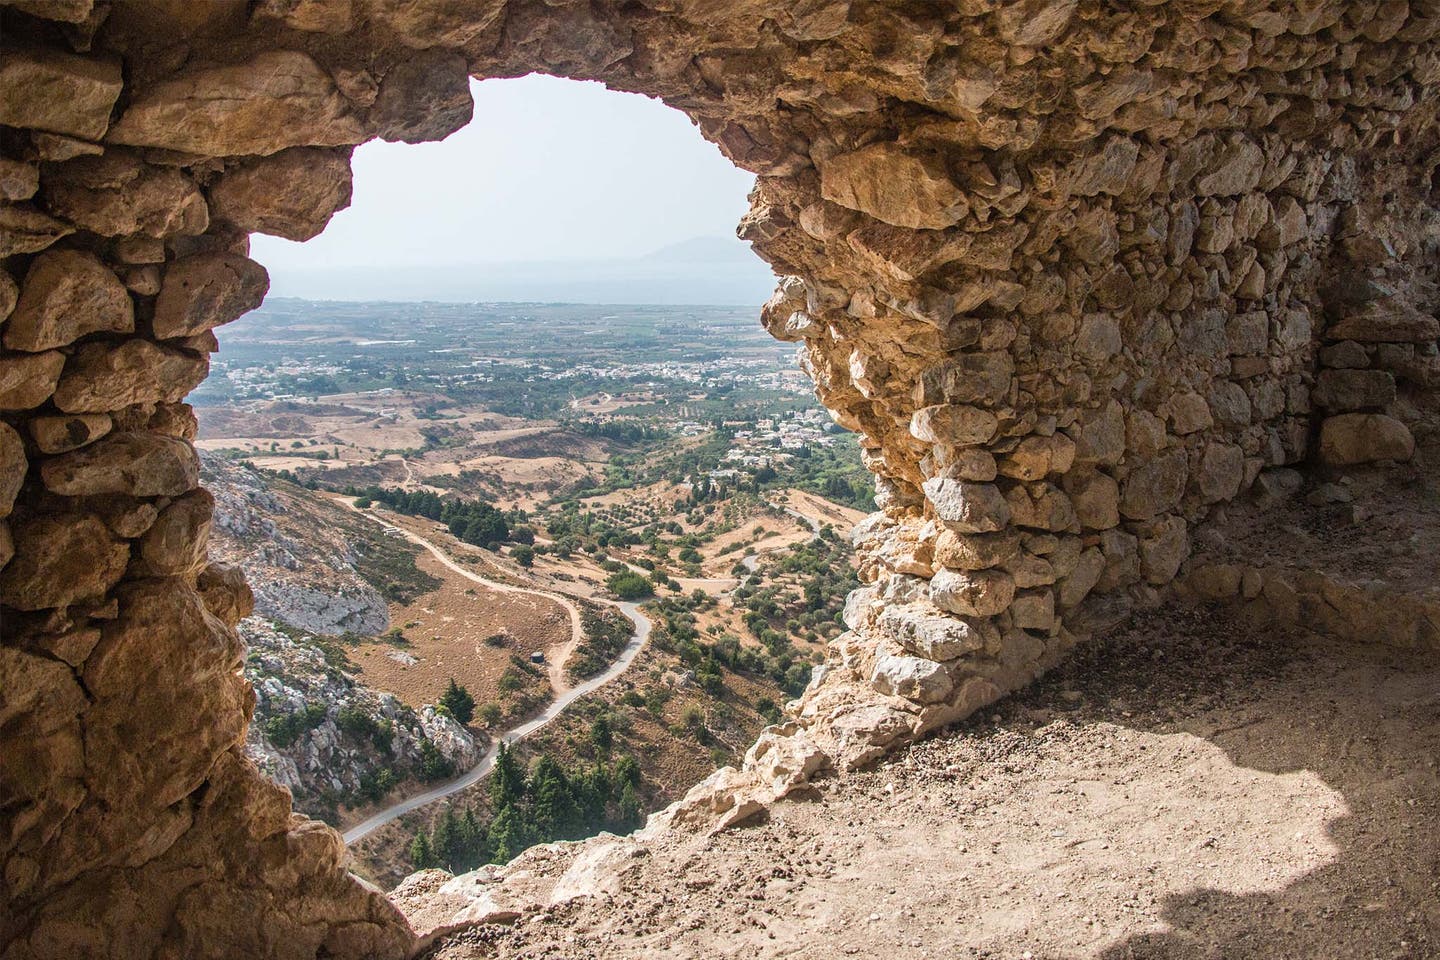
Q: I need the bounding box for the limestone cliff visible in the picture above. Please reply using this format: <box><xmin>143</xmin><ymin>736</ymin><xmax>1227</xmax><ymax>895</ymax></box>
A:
<box><xmin>2</xmin><ymin>1</ymin><xmax>1439</xmax><ymax>957</ymax></box>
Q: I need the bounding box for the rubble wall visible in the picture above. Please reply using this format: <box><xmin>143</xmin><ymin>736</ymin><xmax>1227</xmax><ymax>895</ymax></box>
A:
<box><xmin>1</xmin><ymin>1</ymin><xmax>1437</xmax><ymax>956</ymax></box>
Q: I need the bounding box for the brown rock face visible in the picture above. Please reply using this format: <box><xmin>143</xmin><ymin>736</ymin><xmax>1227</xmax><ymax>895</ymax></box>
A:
<box><xmin>4</xmin><ymin>250</ymin><xmax>134</xmax><ymax>352</ymax></box>
<box><xmin>4</xmin><ymin>0</ymin><xmax>1440</xmax><ymax>956</ymax></box>
<box><xmin>107</xmin><ymin>51</ymin><xmax>370</xmax><ymax>155</ymax></box>
<box><xmin>42</xmin><ymin>153</ymin><xmax>210</xmax><ymax>239</ymax></box>
<box><xmin>208</xmin><ymin>149</ymin><xmax>353</xmax><ymax>241</ymax></box>
<box><xmin>0</xmin><ymin>47</ymin><xmax>121</xmax><ymax>139</ymax></box>
<box><xmin>151</xmin><ymin>254</ymin><xmax>269</xmax><ymax>340</ymax></box>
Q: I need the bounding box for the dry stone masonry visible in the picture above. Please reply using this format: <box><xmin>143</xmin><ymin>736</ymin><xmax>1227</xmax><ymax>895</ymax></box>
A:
<box><xmin>1</xmin><ymin>1</ymin><xmax>1438</xmax><ymax>957</ymax></box>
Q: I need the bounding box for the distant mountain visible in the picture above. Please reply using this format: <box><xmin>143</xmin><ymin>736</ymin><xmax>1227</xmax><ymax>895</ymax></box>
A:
<box><xmin>262</xmin><ymin>236</ymin><xmax>777</xmax><ymax>306</ymax></box>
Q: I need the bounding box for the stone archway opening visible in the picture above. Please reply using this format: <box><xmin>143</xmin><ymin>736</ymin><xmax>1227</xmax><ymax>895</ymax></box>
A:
<box><xmin>4</xmin><ymin>2</ymin><xmax>1440</xmax><ymax>958</ymax></box>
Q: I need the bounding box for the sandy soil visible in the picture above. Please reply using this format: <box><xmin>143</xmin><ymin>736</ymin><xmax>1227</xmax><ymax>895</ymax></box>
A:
<box><xmin>433</xmin><ymin>606</ymin><xmax>1440</xmax><ymax>960</ymax></box>
<box><xmin>351</xmin><ymin>550</ymin><xmax>571</xmax><ymax>710</ymax></box>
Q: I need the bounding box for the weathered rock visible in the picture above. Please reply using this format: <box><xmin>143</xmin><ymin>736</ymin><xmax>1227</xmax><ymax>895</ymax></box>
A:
<box><xmin>4</xmin><ymin>250</ymin><xmax>134</xmax><ymax>352</ymax></box>
<box><xmin>368</xmin><ymin>0</ymin><xmax>507</xmax><ymax>48</ymax></box>
<box><xmin>1137</xmin><ymin>515</ymin><xmax>1188</xmax><ymax>585</ymax></box>
<box><xmin>910</xmin><ymin>404</ymin><xmax>999</xmax><ymax>446</ymax></box>
<box><xmin>0</xmin><ymin>158</ymin><xmax>40</xmax><ymax>201</ymax></box>
<box><xmin>138</xmin><ymin>489</ymin><xmax>213</xmax><ymax>577</ymax></box>
<box><xmin>40</xmin><ymin>431</ymin><xmax>197</xmax><ymax>499</ymax></box>
<box><xmin>42</xmin><ymin>153</ymin><xmax>209</xmax><ymax>239</ymax></box>
<box><xmin>1196</xmin><ymin>442</ymin><xmax>1245</xmax><ymax>503</ymax></box>
<box><xmin>0</xmin><ymin>350</ymin><xmax>66</xmax><ymax>410</ymax></box>
<box><xmin>0</xmin><ymin>422</ymin><xmax>25</xmax><ymax>518</ymax></box>
<box><xmin>0</xmin><ymin>47</ymin><xmax>122</xmax><ymax>139</ymax></box>
<box><xmin>253</xmin><ymin>0</ymin><xmax>354</xmax><ymax>32</ymax></box>
<box><xmin>29</xmin><ymin>412</ymin><xmax>113</xmax><ymax>454</ymax></box>
<box><xmin>0</xmin><ymin>513</ymin><xmax>129</xmax><ymax>610</ymax></box>
<box><xmin>870</xmin><ymin>653</ymin><xmax>953</xmax><ymax>704</ymax></box>
<box><xmin>998</xmin><ymin>433</ymin><xmax>1075</xmax><ymax>481</ymax></box>
<box><xmin>152</xmin><ymin>253</ymin><xmax>269</xmax><ymax>340</ymax></box>
<box><xmin>1164</xmin><ymin>392</ymin><xmax>1213</xmax><ymax>434</ymax></box>
<box><xmin>1326</xmin><ymin>300</ymin><xmax>1439</xmax><ymax>343</ymax></box>
<box><xmin>923</xmin><ymin>478</ymin><xmax>1011</xmax><ymax>533</ymax></box>
<box><xmin>1119</xmin><ymin>449</ymin><xmax>1188</xmax><ymax>520</ymax></box>
<box><xmin>932</xmin><ymin>528</ymin><xmax>1021</xmax><ymax>571</ymax></box>
<box><xmin>1062</xmin><ymin>468</ymin><xmax>1120</xmax><ymax>530</ymax></box>
<box><xmin>52</xmin><ymin>340</ymin><xmax>207</xmax><ymax>413</ymax></box>
<box><xmin>0</xmin><ymin>204</ymin><xmax>74</xmax><ymax>256</ymax></box>
<box><xmin>1317</xmin><ymin>414</ymin><xmax>1415</xmax><ymax>465</ymax></box>
<box><xmin>0</xmin><ymin>270</ymin><xmax>16</xmax><ymax>322</ymax></box>
<box><xmin>930</xmin><ymin>567</ymin><xmax>1016</xmax><ymax>617</ymax></box>
<box><xmin>209</xmin><ymin>148</ymin><xmax>353</xmax><ymax>241</ymax></box>
<box><xmin>876</xmin><ymin>601</ymin><xmax>988</xmax><ymax>660</ymax></box>
<box><xmin>371</xmin><ymin>50</ymin><xmax>474</xmax><ymax>144</ymax></box>
<box><xmin>820</xmin><ymin>144</ymin><xmax>968</xmax><ymax>230</ymax></box>
<box><xmin>107</xmin><ymin>51</ymin><xmax>368</xmax><ymax>155</ymax></box>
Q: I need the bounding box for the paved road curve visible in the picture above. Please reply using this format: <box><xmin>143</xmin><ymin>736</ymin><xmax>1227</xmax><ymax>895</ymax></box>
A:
<box><xmin>337</xmin><ymin>504</ymin><xmax>652</xmax><ymax>845</ymax></box>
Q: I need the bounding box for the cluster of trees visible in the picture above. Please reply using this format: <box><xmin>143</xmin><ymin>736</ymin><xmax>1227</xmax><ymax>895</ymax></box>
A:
<box><xmin>409</xmin><ymin>744</ymin><xmax>643</xmax><ymax>872</ymax></box>
<box><xmin>349</xmin><ymin>486</ymin><xmax>515</xmax><ymax>549</ymax></box>
<box><xmin>575</xmin><ymin>420</ymin><xmax>666</xmax><ymax>443</ymax></box>
<box><xmin>605</xmin><ymin>570</ymin><xmax>654</xmax><ymax>600</ymax></box>
<box><xmin>650</xmin><ymin>590</ymin><xmax>818</xmax><ymax>698</ymax></box>
<box><xmin>567</xmin><ymin>606</ymin><xmax>634</xmax><ymax>680</ymax></box>
<box><xmin>438</xmin><ymin>678</ymin><xmax>475</xmax><ymax>724</ymax></box>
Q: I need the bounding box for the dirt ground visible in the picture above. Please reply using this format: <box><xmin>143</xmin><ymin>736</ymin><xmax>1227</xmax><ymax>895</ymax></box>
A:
<box><xmin>432</xmin><ymin>605</ymin><xmax>1440</xmax><ymax>960</ymax></box>
<box><xmin>351</xmin><ymin>550</ymin><xmax>571</xmax><ymax>710</ymax></box>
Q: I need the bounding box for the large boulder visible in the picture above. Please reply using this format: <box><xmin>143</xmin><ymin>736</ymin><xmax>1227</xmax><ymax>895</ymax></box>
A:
<box><xmin>4</xmin><ymin>250</ymin><xmax>134</xmax><ymax>352</ymax></box>
<box><xmin>820</xmin><ymin>143</ymin><xmax>968</xmax><ymax>230</ymax></box>
<box><xmin>42</xmin><ymin>153</ymin><xmax>209</xmax><ymax>239</ymax></box>
<box><xmin>152</xmin><ymin>254</ymin><xmax>269</xmax><ymax>340</ymax></box>
<box><xmin>52</xmin><ymin>340</ymin><xmax>207</xmax><ymax>413</ymax></box>
<box><xmin>0</xmin><ymin>513</ymin><xmax>129</xmax><ymax>610</ymax></box>
<box><xmin>1317</xmin><ymin>414</ymin><xmax>1415</xmax><ymax>465</ymax></box>
<box><xmin>41</xmin><ymin>431</ymin><xmax>199</xmax><ymax>498</ymax></box>
<box><xmin>208</xmin><ymin>148</ymin><xmax>353</xmax><ymax>241</ymax></box>
<box><xmin>107</xmin><ymin>51</ymin><xmax>368</xmax><ymax>155</ymax></box>
<box><xmin>0</xmin><ymin>47</ymin><xmax>122</xmax><ymax>139</ymax></box>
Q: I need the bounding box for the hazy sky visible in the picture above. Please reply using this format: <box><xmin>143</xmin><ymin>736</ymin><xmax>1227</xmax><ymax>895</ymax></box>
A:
<box><xmin>251</xmin><ymin>75</ymin><xmax>759</xmax><ymax>280</ymax></box>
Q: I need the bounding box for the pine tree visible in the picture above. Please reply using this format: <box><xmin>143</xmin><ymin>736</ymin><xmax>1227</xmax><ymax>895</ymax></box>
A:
<box><xmin>486</xmin><ymin>804</ymin><xmax>532</xmax><ymax>864</ymax></box>
<box><xmin>439</xmin><ymin>677</ymin><xmax>475</xmax><ymax>724</ymax></box>
<box><xmin>490</xmin><ymin>742</ymin><xmax>525</xmax><ymax>808</ymax></box>
<box><xmin>618</xmin><ymin>782</ymin><xmax>641</xmax><ymax>829</ymax></box>
<box><xmin>409</xmin><ymin>829</ymin><xmax>435</xmax><ymax>869</ymax></box>
<box><xmin>589</xmin><ymin>715</ymin><xmax>613</xmax><ymax>758</ymax></box>
<box><xmin>431</xmin><ymin>808</ymin><xmax>458</xmax><ymax>869</ymax></box>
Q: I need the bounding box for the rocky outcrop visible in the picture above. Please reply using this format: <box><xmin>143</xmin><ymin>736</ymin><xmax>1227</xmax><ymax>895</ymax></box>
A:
<box><xmin>3</xmin><ymin>1</ymin><xmax>1440</xmax><ymax>957</ymax></box>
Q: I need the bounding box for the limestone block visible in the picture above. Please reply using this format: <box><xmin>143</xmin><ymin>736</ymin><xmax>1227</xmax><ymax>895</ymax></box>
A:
<box><xmin>1004</xmin><ymin>483</ymin><xmax>1077</xmax><ymax>532</ymax></box>
<box><xmin>1009</xmin><ymin>589</ymin><xmax>1056</xmax><ymax>632</ymax></box>
<box><xmin>998</xmin><ymin>433</ymin><xmax>1075</xmax><ymax>481</ymax></box>
<box><xmin>29</xmin><ymin>413</ymin><xmax>112</xmax><ymax>454</ymax></box>
<box><xmin>108</xmin><ymin>51</ymin><xmax>368</xmax><ymax>155</ymax></box>
<box><xmin>0</xmin><ymin>350</ymin><xmax>66</xmax><ymax>410</ymax></box>
<box><xmin>52</xmin><ymin>340</ymin><xmax>207</xmax><ymax>413</ymax></box>
<box><xmin>1057</xmin><ymin>547</ymin><xmax>1105</xmax><ymax>609</ymax></box>
<box><xmin>930</xmin><ymin>567</ymin><xmax>1016</xmax><ymax>617</ymax></box>
<box><xmin>4</xmin><ymin>250</ymin><xmax>133</xmax><ymax>352</ymax></box>
<box><xmin>1189</xmin><ymin>563</ymin><xmax>1243</xmax><ymax>600</ymax></box>
<box><xmin>139</xmin><ymin>489</ymin><xmax>213</xmax><ymax>577</ymax></box>
<box><xmin>40</xmin><ymin>431</ymin><xmax>199</xmax><ymax>497</ymax></box>
<box><xmin>152</xmin><ymin>253</ymin><xmax>269</xmax><ymax>340</ymax></box>
<box><xmin>876</xmin><ymin>600</ymin><xmax>991</xmax><ymax>660</ymax></box>
<box><xmin>0</xmin><ymin>158</ymin><xmax>40</xmax><ymax>202</ymax></box>
<box><xmin>1137</xmin><ymin>515</ymin><xmax>1188</xmax><ymax>585</ymax></box>
<box><xmin>1197</xmin><ymin>442</ymin><xmax>1245</xmax><ymax>503</ymax></box>
<box><xmin>1062</xmin><ymin>468</ymin><xmax>1120</xmax><ymax>530</ymax></box>
<box><xmin>1326</xmin><ymin>299</ymin><xmax>1440</xmax><ymax>343</ymax></box>
<box><xmin>819</xmin><ymin>143</ymin><xmax>968</xmax><ymax>230</ymax></box>
<box><xmin>1164</xmin><ymin>392</ymin><xmax>1213</xmax><ymax>434</ymax></box>
<box><xmin>209</xmin><ymin>148</ymin><xmax>353</xmax><ymax>242</ymax></box>
<box><xmin>1075</xmin><ymin>313</ymin><xmax>1122</xmax><ymax>361</ymax></box>
<box><xmin>1119</xmin><ymin>448</ymin><xmax>1187</xmax><ymax>520</ymax></box>
<box><xmin>0</xmin><ymin>47</ymin><xmax>122</xmax><ymax>139</ymax></box>
<box><xmin>0</xmin><ymin>204</ymin><xmax>74</xmax><ymax>256</ymax></box>
<box><xmin>0</xmin><ymin>269</ymin><xmax>16</xmax><ymax>322</ymax></box>
<box><xmin>870</xmin><ymin>653</ymin><xmax>953</xmax><ymax>704</ymax></box>
<box><xmin>1073</xmin><ymin>400</ymin><xmax>1125</xmax><ymax>466</ymax></box>
<box><xmin>1095</xmin><ymin>528</ymin><xmax>1139</xmax><ymax>592</ymax></box>
<box><xmin>253</xmin><ymin>0</ymin><xmax>354</xmax><ymax>32</ymax></box>
<box><xmin>1317</xmin><ymin>414</ymin><xmax>1414</xmax><ymax>464</ymax></box>
<box><xmin>932</xmin><ymin>528</ymin><xmax>1021</xmax><ymax>571</ymax></box>
<box><xmin>1317</xmin><ymin>340</ymin><xmax>1369</xmax><ymax>369</ymax></box>
<box><xmin>923</xmin><ymin>478</ymin><xmax>1011</xmax><ymax>533</ymax></box>
<box><xmin>910</xmin><ymin>404</ymin><xmax>999</xmax><ymax>446</ymax></box>
<box><xmin>371</xmin><ymin>50</ymin><xmax>474</xmax><ymax>144</ymax></box>
<box><xmin>197</xmin><ymin>562</ymin><xmax>256</xmax><ymax>627</ymax></box>
<box><xmin>0</xmin><ymin>422</ymin><xmax>25</xmax><ymax>518</ymax></box>
<box><xmin>0</xmin><ymin>513</ymin><xmax>128</xmax><ymax>610</ymax></box>
<box><xmin>42</xmin><ymin>153</ymin><xmax>208</xmax><ymax>239</ymax></box>
<box><xmin>1195</xmin><ymin>138</ymin><xmax>1265</xmax><ymax>196</ymax></box>
<box><xmin>913</xmin><ymin>352</ymin><xmax>1014</xmax><ymax>406</ymax></box>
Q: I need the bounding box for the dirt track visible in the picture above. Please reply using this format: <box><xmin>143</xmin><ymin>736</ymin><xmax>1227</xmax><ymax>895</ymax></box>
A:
<box><xmin>432</xmin><ymin>605</ymin><xmax>1440</xmax><ymax>959</ymax></box>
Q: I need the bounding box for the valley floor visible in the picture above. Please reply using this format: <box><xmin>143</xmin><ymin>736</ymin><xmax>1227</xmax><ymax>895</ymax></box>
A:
<box><xmin>427</xmin><ymin>605</ymin><xmax>1440</xmax><ymax>959</ymax></box>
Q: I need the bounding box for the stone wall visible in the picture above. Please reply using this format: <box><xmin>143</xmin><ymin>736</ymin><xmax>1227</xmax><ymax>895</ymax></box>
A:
<box><xmin>1</xmin><ymin>1</ymin><xmax>1438</xmax><ymax>956</ymax></box>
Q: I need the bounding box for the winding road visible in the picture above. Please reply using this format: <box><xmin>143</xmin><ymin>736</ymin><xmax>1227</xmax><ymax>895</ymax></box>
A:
<box><xmin>336</xmin><ymin>500</ymin><xmax>652</xmax><ymax>844</ymax></box>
